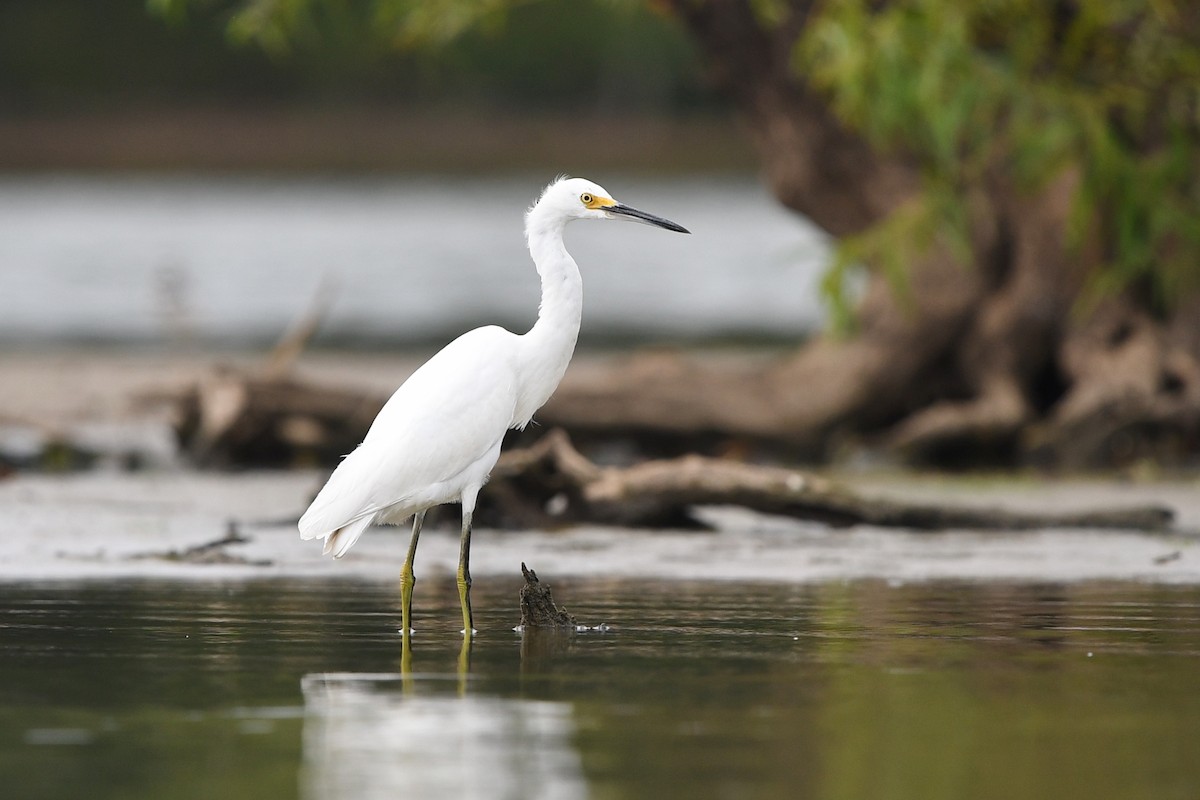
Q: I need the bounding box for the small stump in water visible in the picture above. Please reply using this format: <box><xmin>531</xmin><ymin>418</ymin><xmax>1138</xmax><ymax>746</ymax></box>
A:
<box><xmin>519</xmin><ymin>562</ymin><xmax>576</xmax><ymax>629</ymax></box>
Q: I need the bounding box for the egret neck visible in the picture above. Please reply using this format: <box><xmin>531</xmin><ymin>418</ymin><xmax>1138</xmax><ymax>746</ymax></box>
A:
<box><xmin>513</xmin><ymin>200</ymin><xmax>584</xmax><ymax>428</ymax></box>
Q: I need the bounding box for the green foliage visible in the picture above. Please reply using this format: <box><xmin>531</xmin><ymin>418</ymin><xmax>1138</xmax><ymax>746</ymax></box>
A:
<box><xmin>372</xmin><ymin>0</ymin><xmax>521</xmax><ymax>48</ymax></box>
<box><xmin>148</xmin><ymin>0</ymin><xmax>446</xmax><ymax>57</ymax></box>
<box><xmin>141</xmin><ymin>0</ymin><xmax>706</xmax><ymax>111</ymax></box>
<box><xmin>800</xmin><ymin>0</ymin><xmax>1200</xmax><ymax>324</ymax></box>
<box><xmin>151</xmin><ymin>0</ymin><xmax>630</xmax><ymax>54</ymax></box>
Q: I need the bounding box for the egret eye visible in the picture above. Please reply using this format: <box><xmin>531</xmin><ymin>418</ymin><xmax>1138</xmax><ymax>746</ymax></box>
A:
<box><xmin>580</xmin><ymin>193</ymin><xmax>593</xmax><ymax>206</ymax></box>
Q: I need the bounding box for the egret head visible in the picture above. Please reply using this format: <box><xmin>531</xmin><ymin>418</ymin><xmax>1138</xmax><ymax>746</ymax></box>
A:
<box><xmin>532</xmin><ymin>177</ymin><xmax>689</xmax><ymax>234</ymax></box>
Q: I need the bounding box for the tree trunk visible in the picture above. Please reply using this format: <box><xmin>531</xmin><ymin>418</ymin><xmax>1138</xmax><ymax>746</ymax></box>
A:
<box><xmin>537</xmin><ymin>0</ymin><xmax>1200</xmax><ymax>469</ymax></box>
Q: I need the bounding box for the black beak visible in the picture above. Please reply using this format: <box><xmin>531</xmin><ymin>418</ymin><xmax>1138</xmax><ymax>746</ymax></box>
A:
<box><xmin>606</xmin><ymin>203</ymin><xmax>690</xmax><ymax>234</ymax></box>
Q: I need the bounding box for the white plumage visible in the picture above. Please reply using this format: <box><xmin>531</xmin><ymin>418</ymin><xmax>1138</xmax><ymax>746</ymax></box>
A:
<box><xmin>298</xmin><ymin>176</ymin><xmax>688</xmax><ymax>633</ymax></box>
<box><xmin>299</xmin><ymin>326</ymin><xmax>518</xmax><ymax>557</ymax></box>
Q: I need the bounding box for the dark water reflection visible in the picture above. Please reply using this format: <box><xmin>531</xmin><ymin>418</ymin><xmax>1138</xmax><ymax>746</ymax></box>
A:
<box><xmin>1</xmin><ymin>578</ymin><xmax>1198</xmax><ymax>799</ymax></box>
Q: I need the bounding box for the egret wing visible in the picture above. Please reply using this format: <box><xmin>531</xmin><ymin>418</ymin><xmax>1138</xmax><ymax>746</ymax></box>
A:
<box><xmin>298</xmin><ymin>327</ymin><xmax>519</xmax><ymax>539</ymax></box>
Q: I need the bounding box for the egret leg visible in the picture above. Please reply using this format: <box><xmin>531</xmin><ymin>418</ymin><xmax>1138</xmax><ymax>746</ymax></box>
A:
<box><xmin>400</xmin><ymin>511</ymin><xmax>425</xmax><ymax>636</ymax></box>
<box><xmin>456</xmin><ymin>507</ymin><xmax>475</xmax><ymax>636</ymax></box>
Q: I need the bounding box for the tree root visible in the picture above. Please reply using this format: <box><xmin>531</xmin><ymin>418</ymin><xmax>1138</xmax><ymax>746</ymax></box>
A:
<box><xmin>1028</xmin><ymin>302</ymin><xmax>1200</xmax><ymax>466</ymax></box>
<box><xmin>885</xmin><ymin>375</ymin><xmax>1030</xmax><ymax>465</ymax></box>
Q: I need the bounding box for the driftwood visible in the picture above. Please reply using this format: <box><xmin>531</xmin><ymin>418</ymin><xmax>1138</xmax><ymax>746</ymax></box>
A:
<box><xmin>173</xmin><ymin>368</ymin><xmax>386</xmax><ymax>467</ymax></box>
<box><xmin>168</xmin><ymin>355</ymin><xmax>1178</xmax><ymax>532</ymax></box>
<box><xmin>480</xmin><ymin>429</ymin><xmax>1175</xmax><ymax>532</ymax></box>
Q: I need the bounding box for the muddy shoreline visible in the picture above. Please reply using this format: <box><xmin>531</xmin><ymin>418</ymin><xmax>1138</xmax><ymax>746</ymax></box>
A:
<box><xmin>1</xmin><ymin>468</ymin><xmax>1195</xmax><ymax>584</ymax></box>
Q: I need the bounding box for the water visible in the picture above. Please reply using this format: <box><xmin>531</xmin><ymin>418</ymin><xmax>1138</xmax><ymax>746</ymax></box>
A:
<box><xmin>0</xmin><ymin>174</ymin><xmax>829</xmax><ymax>346</ymax></box>
<box><xmin>2</xmin><ymin>578</ymin><xmax>1198</xmax><ymax>800</ymax></box>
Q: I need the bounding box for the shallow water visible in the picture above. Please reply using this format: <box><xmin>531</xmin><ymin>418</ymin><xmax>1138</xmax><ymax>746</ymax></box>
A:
<box><xmin>2</xmin><ymin>578</ymin><xmax>1198</xmax><ymax>800</ymax></box>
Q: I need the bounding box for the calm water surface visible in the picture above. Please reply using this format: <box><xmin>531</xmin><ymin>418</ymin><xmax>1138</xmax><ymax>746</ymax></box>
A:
<box><xmin>0</xmin><ymin>174</ymin><xmax>828</xmax><ymax>345</ymax></box>
<box><xmin>2</xmin><ymin>578</ymin><xmax>1198</xmax><ymax>800</ymax></box>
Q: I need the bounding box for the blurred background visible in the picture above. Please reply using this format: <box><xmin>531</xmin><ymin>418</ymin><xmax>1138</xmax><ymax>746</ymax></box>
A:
<box><xmin>0</xmin><ymin>0</ymin><xmax>828</xmax><ymax>351</ymax></box>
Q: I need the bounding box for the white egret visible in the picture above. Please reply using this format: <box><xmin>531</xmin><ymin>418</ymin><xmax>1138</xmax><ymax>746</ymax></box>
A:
<box><xmin>299</xmin><ymin>176</ymin><xmax>688</xmax><ymax>635</ymax></box>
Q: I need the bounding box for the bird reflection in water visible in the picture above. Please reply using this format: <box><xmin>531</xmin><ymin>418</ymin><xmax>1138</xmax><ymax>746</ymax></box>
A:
<box><xmin>302</xmin><ymin>631</ymin><xmax>585</xmax><ymax>800</ymax></box>
<box><xmin>397</xmin><ymin>625</ymin><xmax>471</xmax><ymax>695</ymax></box>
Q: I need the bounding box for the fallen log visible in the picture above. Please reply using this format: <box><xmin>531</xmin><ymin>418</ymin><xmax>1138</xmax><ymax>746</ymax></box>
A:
<box><xmin>481</xmin><ymin>429</ymin><xmax>1176</xmax><ymax>532</ymax></box>
<box><xmin>173</xmin><ymin>368</ymin><xmax>386</xmax><ymax>467</ymax></box>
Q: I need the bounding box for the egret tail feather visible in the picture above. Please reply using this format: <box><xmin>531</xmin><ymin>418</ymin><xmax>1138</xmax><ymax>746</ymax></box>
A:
<box><xmin>322</xmin><ymin>516</ymin><xmax>374</xmax><ymax>559</ymax></box>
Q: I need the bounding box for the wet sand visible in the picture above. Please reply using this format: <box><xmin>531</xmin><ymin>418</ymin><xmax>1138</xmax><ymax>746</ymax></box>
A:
<box><xmin>1</xmin><ymin>468</ymin><xmax>1196</xmax><ymax>584</ymax></box>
